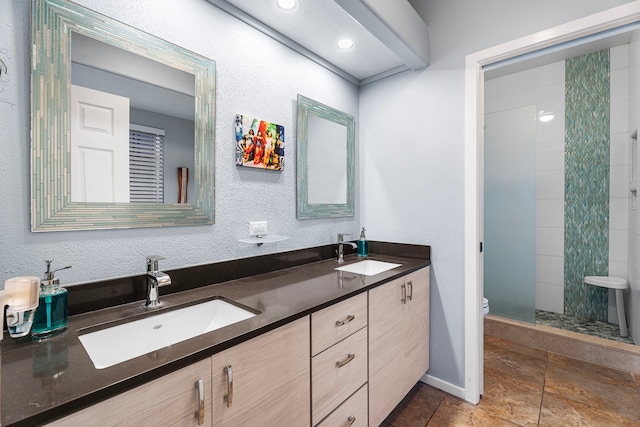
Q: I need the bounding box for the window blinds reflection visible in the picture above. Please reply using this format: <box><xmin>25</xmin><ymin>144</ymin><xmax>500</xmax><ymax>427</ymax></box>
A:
<box><xmin>129</xmin><ymin>124</ymin><xmax>165</xmax><ymax>203</ymax></box>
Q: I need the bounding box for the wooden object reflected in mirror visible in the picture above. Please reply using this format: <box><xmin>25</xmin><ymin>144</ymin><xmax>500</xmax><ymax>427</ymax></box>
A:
<box><xmin>178</xmin><ymin>168</ymin><xmax>189</xmax><ymax>204</ymax></box>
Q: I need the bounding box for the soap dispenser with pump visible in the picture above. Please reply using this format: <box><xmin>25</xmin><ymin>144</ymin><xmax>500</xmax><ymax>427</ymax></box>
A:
<box><xmin>357</xmin><ymin>227</ymin><xmax>369</xmax><ymax>257</ymax></box>
<box><xmin>31</xmin><ymin>261</ymin><xmax>71</xmax><ymax>338</ymax></box>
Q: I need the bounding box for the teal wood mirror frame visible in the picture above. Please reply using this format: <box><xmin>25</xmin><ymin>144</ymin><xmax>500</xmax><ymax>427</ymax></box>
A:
<box><xmin>296</xmin><ymin>95</ymin><xmax>355</xmax><ymax>219</ymax></box>
<box><xmin>31</xmin><ymin>0</ymin><xmax>215</xmax><ymax>231</ymax></box>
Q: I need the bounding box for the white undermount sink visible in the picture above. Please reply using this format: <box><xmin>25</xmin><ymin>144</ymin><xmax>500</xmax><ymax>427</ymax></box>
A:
<box><xmin>78</xmin><ymin>298</ymin><xmax>257</xmax><ymax>369</ymax></box>
<box><xmin>335</xmin><ymin>260</ymin><xmax>402</xmax><ymax>276</ymax></box>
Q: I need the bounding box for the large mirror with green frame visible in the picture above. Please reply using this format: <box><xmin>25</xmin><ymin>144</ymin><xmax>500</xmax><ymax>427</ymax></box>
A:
<box><xmin>31</xmin><ymin>0</ymin><xmax>215</xmax><ymax>231</ymax></box>
<box><xmin>296</xmin><ymin>95</ymin><xmax>355</xmax><ymax>219</ymax></box>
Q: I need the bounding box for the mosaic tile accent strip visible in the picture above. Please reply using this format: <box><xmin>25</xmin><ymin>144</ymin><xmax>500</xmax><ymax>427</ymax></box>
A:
<box><xmin>564</xmin><ymin>50</ymin><xmax>610</xmax><ymax>321</ymax></box>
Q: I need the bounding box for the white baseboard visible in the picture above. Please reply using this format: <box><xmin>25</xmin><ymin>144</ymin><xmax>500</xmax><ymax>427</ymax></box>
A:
<box><xmin>420</xmin><ymin>374</ymin><xmax>466</xmax><ymax>400</ymax></box>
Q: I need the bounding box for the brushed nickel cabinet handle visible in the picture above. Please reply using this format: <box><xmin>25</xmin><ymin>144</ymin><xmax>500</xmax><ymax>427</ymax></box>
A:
<box><xmin>335</xmin><ymin>353</ymin><xmax>356</xmax><ymax>368</ymax></box>
<box><xmin>343</xmin><ymin>416</ymin><xmax>356</xmax><ymax>427</ymax></box>
<box><xmin>401</xmin><ymin>283</ymin><xmax>407</xmax><ymax>304</ymax></box>
<box><xmin>224</xmin><ymin>365</ymin><xmax>233</xmax><ymax>408</ymax></box>
<box><xmin>407</xmin><ymin>280</ymin><xmax>413</xmax><ymax>301</ymax></box>
<box><xmin>335</xmin><ymin>315</ymin><xmax>355</xmax><ymax>327</ymax></box>
<box><xmin>195</xmin><ymin>378</ymin><xmax>205</xmax><ymax>425</ymax></box>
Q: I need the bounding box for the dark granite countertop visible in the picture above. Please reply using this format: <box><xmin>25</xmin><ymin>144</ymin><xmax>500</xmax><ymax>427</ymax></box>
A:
<box><xmin>1</xmin><ymin>244</ymin><xmax>429</xmax><ymax>426</ymax></box>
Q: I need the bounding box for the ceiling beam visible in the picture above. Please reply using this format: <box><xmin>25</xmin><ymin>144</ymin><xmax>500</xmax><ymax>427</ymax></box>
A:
<box><xmin>333</xmin><ymin>0</ymin><xmax>430</xmax><ymax>70</ymax></box>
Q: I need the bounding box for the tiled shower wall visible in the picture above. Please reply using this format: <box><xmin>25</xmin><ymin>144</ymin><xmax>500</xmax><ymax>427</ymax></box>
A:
<box><xmin>485</xmin><ymin>47</ymin><xmax>629</xmax><ymax>321</ymax></box>
<box><xmin>564</xmin><ymin>50</ymin><xmax>610</xmax><ymax>322</ymax></box>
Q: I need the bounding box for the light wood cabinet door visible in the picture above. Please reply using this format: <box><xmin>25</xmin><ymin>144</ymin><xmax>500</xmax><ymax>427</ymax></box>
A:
<box><xmin>368</xmin><ymin>275</ymin><xmax>408</xmax><ymax>427</ymax></box>
<box><xmin>211</xmin><ymin>316</ymin><xmax>310</xmax><ymax>426</ymax></box>
<box><xmin>312</xmin><ymin>327</ymin><xmax>367</xmax><ymax>425</ymax></box>
<box><xmin>368</xmin><ymin>266</ymin><xmax>430</xmax><ymax>427</ymax></box>
<box><xmin>47</xmin><ymin>358</ymin><xmax>212</xmax><ymax>427</ymax></box>
<box><xmin>404</xmin><ymin>267</ymin><xmax>430</xmax><ymax>388</ymax></box>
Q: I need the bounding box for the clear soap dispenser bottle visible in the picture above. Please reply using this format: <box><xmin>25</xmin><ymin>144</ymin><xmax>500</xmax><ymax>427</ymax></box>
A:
<box><xmin>31</xmin><ymin>261</ymin><xmax>71</xmax><ymax>338</ymax></box>
<box><xmin>357</xmin><ymin>227</ymin><xmax>369</xmax><ymax>257</ymax></box>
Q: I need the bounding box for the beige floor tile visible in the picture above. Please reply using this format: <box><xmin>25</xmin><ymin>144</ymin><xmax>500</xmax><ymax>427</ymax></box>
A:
<box><xmin>385</xmin><ymin>336</ymin><xmax>640</xmax><ymax>427</ymax></box>
<box><xmin>485</xmin><ymin>336</ymin><xmax>548</xmax><ymax>361</ymax></box>
<box><xmin>485</xmin><ymin>337</ymin><xmax>548</xmax><ymax>387</ymax></box>
<box><xmin>383</xmin><ymin>382</ymin><xmax>447</xmax><ymax>426</ymax></box>
<box><xmin>540</xmin><ymin>391</ymin><xmax>639</xmax><ymax>426</ymax></box>
<box><xmin>479</xmin><ymin>371</ymin><xmax>543</xmax><ymax>426</ymax></box>
<box><xmin>544</xmin><ymin>353</ymin><xmax>640</xmax><ymax>422</ymax></box>
<box><xmin>426</xmin><ymin>395</ymin><xmax>522</xmax><ymax>427</ymax></box>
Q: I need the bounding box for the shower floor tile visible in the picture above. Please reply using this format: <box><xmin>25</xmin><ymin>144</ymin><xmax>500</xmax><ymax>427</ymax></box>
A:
<box><xmin>535</xmin><ymin>309</ymin><xmax>634</xmax><ymax>345</ymax></box>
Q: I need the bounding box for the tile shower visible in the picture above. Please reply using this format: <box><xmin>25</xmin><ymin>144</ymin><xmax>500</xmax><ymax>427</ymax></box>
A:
<box><xmin>484</xmin><ymin>44</ymin><xmax>633</xmax><ymax>343</ymax></box>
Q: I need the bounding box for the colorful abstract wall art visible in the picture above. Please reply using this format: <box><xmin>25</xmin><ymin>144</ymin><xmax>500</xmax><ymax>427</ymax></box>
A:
<box><xmin>235</xmin><ymin>114</ymin><xmax>284</xmax><ymax>171</ymax></box>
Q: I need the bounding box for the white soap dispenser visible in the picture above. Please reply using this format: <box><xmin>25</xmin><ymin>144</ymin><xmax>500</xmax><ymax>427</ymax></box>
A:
<box><xmin>0</xmin><ymin>276</ymin><xmax>40</xmax><ymax>340</ymax></box>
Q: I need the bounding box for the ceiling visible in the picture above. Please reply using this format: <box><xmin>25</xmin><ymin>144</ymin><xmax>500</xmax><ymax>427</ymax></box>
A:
<box><xmin>205</xmin><ymin>0</ymin><xmax>430</xmax><ymax>85</ymax></box>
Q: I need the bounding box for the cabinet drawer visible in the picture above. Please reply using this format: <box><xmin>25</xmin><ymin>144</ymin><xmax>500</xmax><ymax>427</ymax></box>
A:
<box><xmin>312</xmin><ymin>327</ymin><xmax>367</xmax><ymax>425</ymax></box>
<box><xmin>311</xmin><ymin>292</ymin><xmax>367</xmax><ymax>355</ymax></box>
<box><xmin>316</xmin><ymin>383</ymin><xmax>368</xmax><ymax>427</ymax></box>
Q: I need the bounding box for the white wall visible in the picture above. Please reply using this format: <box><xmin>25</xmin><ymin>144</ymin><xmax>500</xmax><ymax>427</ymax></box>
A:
<box><xmin>363</xmin><ymin>0</ymin><xmax>633</xmax><ymax>389</ymax></box>
<box><xmin>0</xmin><ymin>0</ymin><xmax>358</xmax><ymax>284</ymax></box>
<box><xmin>628</xmin><ymin>30</ymin><xmax>640</xmax><ymax>345</ymax></box>
<box><xmin>610</xmin><ymin>45</ymin><xmax>631</xmax><ymax>324</ymax></box>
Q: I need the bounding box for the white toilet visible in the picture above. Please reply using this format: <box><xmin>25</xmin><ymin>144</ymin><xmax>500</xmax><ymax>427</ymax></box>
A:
<box><xmin>583</xmin><ymin>276</ymin><xmax>628</xmax><ymax>338</ymax></box>
<box><xmin>483</xmin><ymin>297</ymin><xmax>490</xmax><ymax>318</ymax></box>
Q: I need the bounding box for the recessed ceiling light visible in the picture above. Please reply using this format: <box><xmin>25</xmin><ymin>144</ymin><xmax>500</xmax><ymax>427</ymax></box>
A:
<box><xmin>538</xmin><ymin>110</ymin><xmax>555</xmax><ymax>122</ymax></box>
<box><xmin>277</xmin><ymin>0</ymin><xmax>297</xmax><ymax>10</ymax></box>
<box><xmin>337</xmin><ymin>39</ymin><xmax>355</xmax><ymax>50</ymax></box>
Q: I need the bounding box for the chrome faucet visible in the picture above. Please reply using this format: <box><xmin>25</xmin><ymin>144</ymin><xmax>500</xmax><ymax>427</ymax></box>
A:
<box><xmin>337</xmin><ymin>233</ymin><xmax>357</xmax><ymax>264</ymax></box>
<box><xmin>145</xmin><ymin>256</ymin><xmax>171</xmax><ymax>308</ymax></box>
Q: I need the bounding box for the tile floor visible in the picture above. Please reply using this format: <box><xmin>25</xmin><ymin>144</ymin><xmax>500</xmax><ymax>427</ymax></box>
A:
<box><xmin>382</xmin><ymin>335</ymin><xmax>640</xmax><ymax>426</ymax></box>
<box><xmin>535</xmin><ymin>309</ymin><xmax>634</xmax><ymax>345</ymax></box>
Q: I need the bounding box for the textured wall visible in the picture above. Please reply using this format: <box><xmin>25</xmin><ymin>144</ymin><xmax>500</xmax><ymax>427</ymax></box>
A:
<box><xmin>564</xmin><ymin>50</ymin><xmax>610</xmax><ymax>321</ymax></box>
<box><xmin>0</xmin><ymin>0</ymin><xmax>358</xmax><ymax>285</ymax></box>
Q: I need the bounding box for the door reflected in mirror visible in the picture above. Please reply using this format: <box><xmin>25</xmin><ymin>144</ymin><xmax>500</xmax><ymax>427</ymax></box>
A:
<box><xmin>70</xmin><ymin>33</ymin><xmax>195</xmax><ymax>204</ymax></box>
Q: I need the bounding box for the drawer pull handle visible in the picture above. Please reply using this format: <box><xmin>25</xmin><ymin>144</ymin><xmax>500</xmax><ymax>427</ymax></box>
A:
<box><xmin>335</xmin><ymin>315</ymin><xmax>355</xmax><ymax>327</ymax></box>
<box><xmin>224</xmin><ymin>365</ymin><xmax>233</xmax><ymax>408</ymax></box>
<box><xmin>336</xmin><ymin>353</ymin><xmax>356</xmax><ymax>368</ymax></box>
<box><xmin>195</xmin><ymin>378</ymin><xmax>205</xmax><ymax>425</ymax></box>
<box><xmin>407</xmin><ymin>280</ymin><xmax>413</xmax><ymax>301</ymax></box>
<box><xmin>401</xmin><ymin>283</ymin><xmax>407</xmax><ymax>304</ymax></box>
<box><xmin>343</xmin><ymin>416</ymin><xmax>356</xmax><ymax>427</ymax></box>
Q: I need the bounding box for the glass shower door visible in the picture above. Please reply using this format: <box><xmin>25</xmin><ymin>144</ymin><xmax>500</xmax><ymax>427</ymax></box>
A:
<box><xmin>484</xmin><ymin>106</ymin><xmax>537</xmax><ymax>323</ymax></box>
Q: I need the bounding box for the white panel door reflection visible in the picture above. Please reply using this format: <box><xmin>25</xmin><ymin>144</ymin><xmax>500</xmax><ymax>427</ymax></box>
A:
<box><xmin>71</xmin><ymin>85</ymin><xmax>130</xmax><ymax>202</ymax></box>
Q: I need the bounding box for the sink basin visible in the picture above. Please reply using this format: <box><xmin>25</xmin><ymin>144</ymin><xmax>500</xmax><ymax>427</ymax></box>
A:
<box><xmin>335</xmin><ymin>260</ymin><xmax>401</xmax><ymax>276</ymax></box>
<box><xmin>78</xmin><ymin>298</ymin><xmax>258</xmax><ymax>369</ymax></box>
